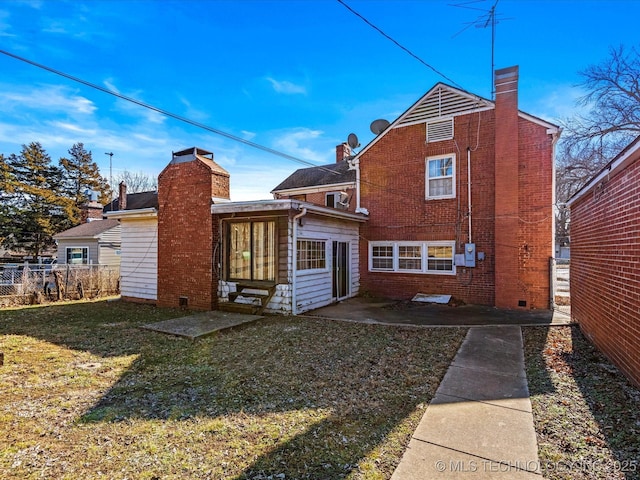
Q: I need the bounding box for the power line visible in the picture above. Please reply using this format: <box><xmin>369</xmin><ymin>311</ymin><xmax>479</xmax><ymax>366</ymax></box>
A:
<box><xmin>0</xmin><ymin>48</ymin><xmax>322</xmax><ymax>170</ymax></box>
<box><xmin>336</xmin><ymin>0</ymin><xmax>464</xmax><ymax>89</ymax></box>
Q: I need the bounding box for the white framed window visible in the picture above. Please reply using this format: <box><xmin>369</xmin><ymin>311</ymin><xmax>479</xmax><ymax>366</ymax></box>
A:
<box><xmin>369</xmin><ymin>241</ymin><xmax>455</xmax><ymax>275</ymax></box>
<box><xmin>297</xmin><ymin>239</ymin><xmax>327</xmax><ymax>271</ymax></box>
<box><xmin>371</xmin><ymin>244</ymin><xmax>394</xmax><ymax>270</ymax></box>
<box><xmin>426</xmin><ymin>154</ymin><xmax>455</xmax><ymax>200</ymax></box>
<box><xmin>325</xmin><ymin>192</ymin><xmax>338</xmax><ymax>208</ymax></box>
<box><xmin>66</xmin><ymin>247</ymin><xmax>88</xmax><ymax>265</ymax></box>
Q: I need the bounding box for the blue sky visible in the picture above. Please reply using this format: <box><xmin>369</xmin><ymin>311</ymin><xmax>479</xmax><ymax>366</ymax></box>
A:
<box><xmin>0</xmin><ymin>0</ymin><xmax>637</xmax><ymax>200</ymax></box>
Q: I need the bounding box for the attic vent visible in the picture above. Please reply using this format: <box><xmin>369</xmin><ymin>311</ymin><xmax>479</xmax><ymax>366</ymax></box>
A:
<box><xmin>427</xmin><ymin>118</ymin><xmax>454</xmax><ymax>143</ymax></box>
<box><xmin>396</xmin><ymin>85</ymin><xmax>493</xmax><ymax>128</ymax></box>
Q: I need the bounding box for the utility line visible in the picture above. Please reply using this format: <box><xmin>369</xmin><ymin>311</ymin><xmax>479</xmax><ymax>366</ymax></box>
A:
<box><xmin>0</xmin><ymin>48</ymin><xmax>322</xmax><ymax>170</ymax></box>
<box><xmin>336</xmin><ymin>0</ymin><xmax>464</xmax><ymax>89</ymax></box>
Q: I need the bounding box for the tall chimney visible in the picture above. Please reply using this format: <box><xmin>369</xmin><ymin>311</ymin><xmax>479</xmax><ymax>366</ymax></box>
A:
<box><xmin>336</xmin><ymin>143</ymin><xmax>352</xmax><ymax>163</ymax></box>
<box><xmin>118</xmin><ymin>182</ymin><xmax>127</xmax><ymax>211</ymax></box>
<box><xmin>157</xmin><ymin>147</ymin><xmax>230</xmax><ymax>310</ymax></box>
<box><xmin>494</xmin><ymin>65</ymin><xmax>521</xmax><ymax>308</ymax></box>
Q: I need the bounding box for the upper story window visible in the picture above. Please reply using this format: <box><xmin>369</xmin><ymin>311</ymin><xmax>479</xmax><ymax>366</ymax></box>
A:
<box><xmin>325</xmin><ymin>191</ymin><xmax>349</xmax><ymax>210</ymax></box>
<box><xmin>426</xmin><ymin>154</ymin><xmax>455</xmax><ymax>200</ymax></box>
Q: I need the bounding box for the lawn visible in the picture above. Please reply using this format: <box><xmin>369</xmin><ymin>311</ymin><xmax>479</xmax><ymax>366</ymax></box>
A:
<box><xmin>524</xmin><ymin>326</ymin><xmax>640</xmax><ymax>480</ymax></box>
<box><xmin>0</xmin><ymin>300</ymin><xmax>466</xmax><ymax>479</ymax></box>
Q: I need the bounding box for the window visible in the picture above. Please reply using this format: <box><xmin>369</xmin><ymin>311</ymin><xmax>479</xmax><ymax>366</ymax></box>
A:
<box><xmin>228</xmin><ymin>220</ymin><xmax>276</xmax><ymax>281</ymax></box>
<box><xmin>426</xmin><ymin>155</ymin><xmax>455</xmax><ymax>199</ymax></box>
<box><xmin>372</xmin><ymin>244</ymin><xmax>394</xmax><ymax>270</ymax></box>
<box><xmin>399</xmin><ymin>245</ymin><xmax>422</xmax><ymax>271</ymax></box>
<box><xmin>369</xmin><ymin>241</ymin><xmax>455</xmax><ymax>275</ymax></box>
<box><xmin>326</xmin><ymin>193</ymin><xmax>337</xmax><ymax>208</ymax></box>
<box><xmin>66</xmin><ymin>247</ymin><xmax>88</xmax><ymax>265</ymax></box>
<box><xmin>297</xmin><ymin>239</ymin><xmax>326</xmax><ymax>271</ymax></box>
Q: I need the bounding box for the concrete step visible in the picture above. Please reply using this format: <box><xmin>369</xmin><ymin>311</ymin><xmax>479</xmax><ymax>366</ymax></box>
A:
<box><xmin>218</xmin><ymin>302</ymin><xmax>260</xmax><ymax>315</ymax></box>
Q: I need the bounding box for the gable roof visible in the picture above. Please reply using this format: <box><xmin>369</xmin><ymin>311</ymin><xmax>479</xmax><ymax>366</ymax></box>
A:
<box><xmin>103</xmin><ymin>190</ymin><xmax>158</xmax><ymax>213</ymax></box>
<box><xmin>354</xmin><ymin>82</ymin><xmax>560</xmax><ymax>161</ymax></box>
<box><xmin>54</xmin><ymin>219</ymin><xmax>120</xmax><ymax>240</ymax></box>
<box><xmin>271</xmin><ymin>160</ymin><xmax>355</xmax><ymax>193</ymax></box>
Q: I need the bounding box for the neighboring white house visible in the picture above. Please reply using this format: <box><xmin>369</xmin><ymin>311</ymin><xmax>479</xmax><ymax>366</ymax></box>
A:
<box><xmin>105</xmin><ymin>208</ymin><xmax>158</xmax><ymax>302</ymax></box>
<box><xmin>53</xmin><ymin>219</ymin><xmax>121</xmax><ymax>266</ymax></box>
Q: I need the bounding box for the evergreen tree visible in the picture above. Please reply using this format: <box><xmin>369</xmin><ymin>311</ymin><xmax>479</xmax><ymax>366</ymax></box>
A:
<box><xmin>0</xmin><ymin>154</ymin><xmax>17</xmax><ymax>247</ymax></box>
<box><xmin>59</xmin><ymin>143</ymin><xmax>110</xmax><ymax>225</ymax></box>
<box><xmin>3</xmin><ymin>143</ymin><xmax>71</xmax><ymax>258</ymax></box>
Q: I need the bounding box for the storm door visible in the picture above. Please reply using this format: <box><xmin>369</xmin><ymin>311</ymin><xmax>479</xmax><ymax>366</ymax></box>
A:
<box><xmin>332</xmin><ymin>241</ymin><xmax>349</xmax><ymax>299</ymax></box>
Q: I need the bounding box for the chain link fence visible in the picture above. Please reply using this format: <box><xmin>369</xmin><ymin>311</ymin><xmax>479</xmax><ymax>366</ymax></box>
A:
<box><xmin>0</xmin><ymin>263</ymin><xmax>120</xmax><ymax>307</ymax></box>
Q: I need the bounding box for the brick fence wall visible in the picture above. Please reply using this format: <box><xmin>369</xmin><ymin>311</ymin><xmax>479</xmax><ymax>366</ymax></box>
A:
<box><xmin>571</xmin><ymin>155</ymin><xmax>640</xmax><ymax>388</ymax></box>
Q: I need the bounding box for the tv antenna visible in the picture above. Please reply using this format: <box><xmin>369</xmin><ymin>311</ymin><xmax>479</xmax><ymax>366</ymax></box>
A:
<box><xmin>105</xmin><ymin>152</ymin><xmax>114</xmax><ymax>201</ymax></box>
<box><xmin>450</xmin><ymin>0</ymin><xmax>513</xmax><ymax>99</ymax></box>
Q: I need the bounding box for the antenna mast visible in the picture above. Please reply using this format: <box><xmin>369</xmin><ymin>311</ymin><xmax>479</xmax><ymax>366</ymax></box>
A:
<box><xmin>450</xmin><ymin>0</ymin><xmax>511</xmax><ymax>99</ymax></box>
<box><xmin>105</xmin><ymin>152</ymin><xmax>114</xmax><ymax>201</ymax></box>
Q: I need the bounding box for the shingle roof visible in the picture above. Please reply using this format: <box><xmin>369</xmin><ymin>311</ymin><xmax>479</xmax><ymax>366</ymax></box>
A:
<box><xmin>54</xmin><ymin>219</ymin><xmax>120</xmax><ymax>239</ymax></box>
<box><xmin>271</xmin><ymin>160</ymin><xmax>355</xmax><ymax>192</ymax></box>
<box><xmin>103</xmin><ymin>191</ymin><xmax>158</xmax><ymax>213</ymax></box>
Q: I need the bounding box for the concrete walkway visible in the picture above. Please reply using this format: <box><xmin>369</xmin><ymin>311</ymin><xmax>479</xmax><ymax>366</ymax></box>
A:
<box><xmin>392</xmin><ymin>326</ymin><xmax>542</xmax><ymax>479</ymax></box>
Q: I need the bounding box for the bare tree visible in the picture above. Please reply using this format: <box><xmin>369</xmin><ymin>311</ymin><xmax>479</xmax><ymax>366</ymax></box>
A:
<box><xmin>113</xmin><ymin>170</ymin><xmax>157</xmax><ymax>193</ymax></box>
<box><xmin>557</xmin><ymin>45</ymin><xmax>640</xmax><ymax>247</ymax></box>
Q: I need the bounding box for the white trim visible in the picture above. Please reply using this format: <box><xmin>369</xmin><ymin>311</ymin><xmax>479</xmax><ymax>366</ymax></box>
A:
<box><xmin>296</xmin><ymin>238</ymin><xmax>329</xmax><ymax>275</ymax></box>
<box><xmin>426</xmin><ymin>154</ymin><xmax>456</xmax><ymax>200</ymax></box>
<box><xmin>65</xmin><ymin>246</ymin><xmax>89</xmax><ymax>265</ymax></box>
<box><xmin>568</xmin><ymin>136</ymin><xmax>640</xmax><ymax>206</ymax></box>
<box><xmin>105</xmin><ymin>208</ymin><xmax>157</xmax><ymax>219</ymax></box>
<box><xmin>271</xmin><ymin>182</ymin><xmax>354</xmax><ymax>196</ymax></box>
<box><xmin>211</xmin><ymin>199</ymin><xmax>367</xmax><ymax>222</ymax></box>
<box><xmin>369</xmin><ymin>240</ymin><xmax>456</xmax><ymax>275</ymax></box>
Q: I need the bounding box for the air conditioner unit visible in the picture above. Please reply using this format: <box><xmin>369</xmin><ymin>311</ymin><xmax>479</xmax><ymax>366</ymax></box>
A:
<box><xmin>336</xmin><ymin>192</ymin><xmax>349</xmax><ymax>210</ymax></box>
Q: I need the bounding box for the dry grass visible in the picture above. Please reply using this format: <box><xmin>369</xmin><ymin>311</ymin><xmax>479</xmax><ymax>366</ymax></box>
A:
<box><xmin>523</xmin><ymin>326</ymin><xmax>640</xmax><ymax>480</ymax></box>
<box><xmin>0</xmin><ymin>300</ymin><xmax>466</xmax><ymax>479</ymax></box>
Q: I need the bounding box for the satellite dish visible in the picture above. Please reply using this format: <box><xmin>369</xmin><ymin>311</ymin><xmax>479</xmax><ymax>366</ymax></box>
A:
<box><xmin>347</xmin><ymin>133</ymin><xmax>360</xmax><ymax>149</ymax></box>
<box><xmin>370</xmin><ymin>118</ymin><xmax>390</xmax><ymax>135</ymax></box>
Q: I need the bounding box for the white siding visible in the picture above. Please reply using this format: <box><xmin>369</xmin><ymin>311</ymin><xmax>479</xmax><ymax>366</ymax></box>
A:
<box><xmin>120</xmin><ymin>217</ymin><xmax>157</xmax><ymax>300</ymax></box>
<box><xmin>294</xmin><ymin>215</ymin><xmax>360</xmax><ymax>313</ymax></box>
<box><xmin>56</xmin><ymin>239</ymin><xmax>99</xmax><ymax>264</ymax></box>
<box><xmin>97</xmin><ymin>224</ymin><xmax>122</xmax><ymax>266</ymax></box>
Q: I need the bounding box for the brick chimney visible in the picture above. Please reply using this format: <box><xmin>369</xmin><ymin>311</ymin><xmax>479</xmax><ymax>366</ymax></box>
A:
<box><xmin>493</xmin><ymin>65</ymin><xmax>521</xmax><ymax>308</ymax></box>
<box><xmin>157</xmin><ymin>147</ymin><xmax>230</xmax><ymax>310</ymax></box>
<box><xmin>118</xmin><ymin>182</ymin><xmax>127</xmax><ymax>211</ymax></box>
<box><xmin>80</xmin><ymin>192</ymin><xmax>102</xmax><ymax>223</ymax></box>
<box><xmin>336</xmin><ymin>143</ymin><xmax>352</xmax><ymax>163</ymax></box>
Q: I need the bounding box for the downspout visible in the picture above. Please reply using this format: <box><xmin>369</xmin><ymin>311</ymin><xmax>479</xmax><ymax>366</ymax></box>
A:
<box><xmin>350</xmin><ymin>157</ymin><xmax>369</xmax><ymax>215</ymax></box>
<box><xmin>467</xmin><ymin>147</ymin><xmax>472</xmax><ymax>244</ymax></box>
<box><xmin>291</xmin><ymin>207</ymin><xmax>308</xmax><ymax>315</ymax></box>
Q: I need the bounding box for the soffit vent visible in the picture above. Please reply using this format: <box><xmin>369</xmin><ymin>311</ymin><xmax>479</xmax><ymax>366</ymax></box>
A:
<box><xmin>397</xmin><ymin>85</ymin><xmax>493</xmax><ymax>128</ymax></box>
<box><xmin>427</xmin><ymin>118</ymin><xmax>454</xmax><ymax>143</ymax></box>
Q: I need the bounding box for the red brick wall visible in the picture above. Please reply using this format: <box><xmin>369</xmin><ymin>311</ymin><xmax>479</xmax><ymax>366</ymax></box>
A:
<box><xmin>359</xmin><ymin>111</ymin><xmax>498</xmax><ymax>305</ymax></box>
<box><xmin>157</xmin><ymin>157</ymin><xmax>229</xmax><ymax>310</ymax></box>
<box><xmin>304</xmin><ymin>188</ymin><xmax>357</xmax><ymax>212</ymax></box>
<box><xmin>358</xmin><ymin>93</ymin><xmax>554</xmax><ymax>308</ymax></box>
<box><xmin>517</xmin><ymin>119</ymin><xmax>555</xmax><ymax>309</ymax></box>
<box><xmin>571</xmin><ymin>155</ymin><xmax>640</xmax><ymax>388</ymax></box>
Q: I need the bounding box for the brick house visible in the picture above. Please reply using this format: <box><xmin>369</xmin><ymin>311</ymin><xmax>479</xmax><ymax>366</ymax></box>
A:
<box><xmin>275</xmin><ymin>66</ymin><xmax>560</xmax><ymax>309</ymax></box>
<box><xmin>568</xmin><ymin>136</ymin><xmax>640</xmax><ymax>387</ymax></box>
